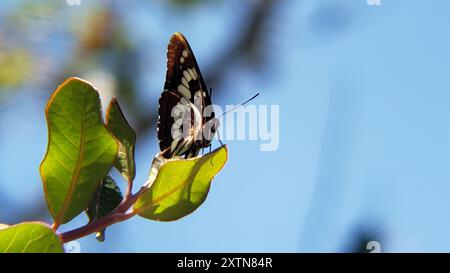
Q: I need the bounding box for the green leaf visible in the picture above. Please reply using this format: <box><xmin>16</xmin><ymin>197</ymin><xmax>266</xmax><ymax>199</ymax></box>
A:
<box><xmin>0</xmin><ymin>222</ymin><xmax>64</xmax><ymax>253</ymax></box>
<box><xmin>40</xmin><ymin>77</ymin><xmax>119</xmax><ymax>226</ymax></box>
<box><xmin>133</xmin><ymin>146</ymin><xmax>228</xmax><ymax>221</ymax></box>
<box><xmin>85</xmin><ymin>175</ymin><xmax>123</xmax><ymax>242</ymax></box>
<box><xmin>106</xmin><ymin>98</ymin><xmax>136</xmax><ymax>183</ymax></box>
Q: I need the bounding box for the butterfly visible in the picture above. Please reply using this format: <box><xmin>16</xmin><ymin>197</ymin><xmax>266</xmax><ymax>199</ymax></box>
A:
<box><xmin>157</xmin><ymin>32</ymin><xmax>219</xmax><ymax>159</ymax></box>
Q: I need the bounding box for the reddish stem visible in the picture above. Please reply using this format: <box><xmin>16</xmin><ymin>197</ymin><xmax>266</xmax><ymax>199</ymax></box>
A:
<box><xmin>59</xmin><ymin>186</ymin><xmax>147</xmax><ymax>243</ymax></box>
<box><xmin>60</xmin><ymin>211</ymin><xmax>134</xmax><ymax>243</ymax></box>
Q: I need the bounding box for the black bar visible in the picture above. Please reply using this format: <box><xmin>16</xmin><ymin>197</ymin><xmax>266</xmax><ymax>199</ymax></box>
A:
<box><xmin>0</xmin><ymin>253</ymin><xmax>445</xmax><ymax>271</ymax></box>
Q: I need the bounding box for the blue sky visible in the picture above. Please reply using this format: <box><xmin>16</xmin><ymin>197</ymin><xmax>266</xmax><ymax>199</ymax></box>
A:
<box><xmin>1</xmin><ymin>0</ymin><xmax>450</xmax><ymax>252</ymax></box>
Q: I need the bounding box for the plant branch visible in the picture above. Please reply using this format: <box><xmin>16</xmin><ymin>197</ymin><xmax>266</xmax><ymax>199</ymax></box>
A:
<box><xmin>124</xmin><ymin>177</ymin><xmax>133</xmax><ymax>200</ymax></box>
<box><xmin>59</xmin><ymin>210</ymin><xmax>135</xmax><ymax>243</ymax></box>
<box><xmin>59</xmin><ymin>186</ymin><xmax>147</xmax><ymax>243</ymax></box>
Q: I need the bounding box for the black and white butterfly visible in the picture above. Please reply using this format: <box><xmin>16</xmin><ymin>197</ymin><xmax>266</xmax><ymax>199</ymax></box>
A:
<box><xmin>158</xmin><ymin>32</ymin><xmax>218</xmax><ymax>159</ymax></box>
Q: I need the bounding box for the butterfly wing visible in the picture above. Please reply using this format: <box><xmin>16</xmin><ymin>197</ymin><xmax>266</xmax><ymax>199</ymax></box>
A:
<box><xmin>164</xmin><ymin>32</ymin><xmax>208</xmax><ymax>97</ymax></box>
<box><xmin>158</xmin><ymin>32</ymin><xmax>214</xmax><ymax>158</ymax></box>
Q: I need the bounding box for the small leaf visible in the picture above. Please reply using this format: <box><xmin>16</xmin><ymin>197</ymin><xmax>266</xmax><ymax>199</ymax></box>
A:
<box><xmin>40</xmin><ymin>77</ymin><xmax>119</xmax><ymax>226</ymax></box>
<box><xmin>0</xmin><ymin>222</ymin><xmax>64</xmax><ymax>253</ymax></box>
<box><xmin>134</xmin><ymin>146</ymin><xmax>228</xmax><ymax>221</ymax></box>
<box><xmin>85</xmin><ymin>175</ymin><xmax>123</xmax><ymax>242</ymax></box>
<box><xmin>106</xmin><ymin>98</ymin><xmax>136</xmax><ymax>183</ymax></box>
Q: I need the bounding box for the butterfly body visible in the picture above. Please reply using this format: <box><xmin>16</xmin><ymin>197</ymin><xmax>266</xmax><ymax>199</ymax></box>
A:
<box><xmin>158</xmin><ymin>32</ymin><xmax>217</xmax><ymax>159</ymax></box>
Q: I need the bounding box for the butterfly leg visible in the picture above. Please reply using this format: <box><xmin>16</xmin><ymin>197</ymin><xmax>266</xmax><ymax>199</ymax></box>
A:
<box><xmin>215</xmin><ymin>127</ymin><xmax>225</xmax><ymax>147</ymax></box>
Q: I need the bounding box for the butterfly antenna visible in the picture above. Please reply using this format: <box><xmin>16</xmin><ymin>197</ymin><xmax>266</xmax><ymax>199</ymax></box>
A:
<box><xmin>213</xmin><ymin>92</ymin><xmax>258</xmax><ymax>148</ymax></box>
<box><xmin>217</xmin><ymin>92</ymin><xmax>260</xmax><ymax>119</ymax></box>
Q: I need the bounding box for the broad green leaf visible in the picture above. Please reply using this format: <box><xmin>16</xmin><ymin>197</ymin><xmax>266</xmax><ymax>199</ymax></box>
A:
<box><xmin>85</xmin><ymin>175</ymin><xmax>123</xmax><ymax>242</ymax></box>
<box><xmin>0</xmin><ymin>222</ymin><xmax>64</xmax><ymax>253</ymax></box>
<box><xmin>40</xmin><ymin>77</ymin><xmax>119</xmax><ymax>226</ymax></box>
<box><xmin>134</xmin><ymin>146</ymin><xmax>228</xmax><ymax>221</ymax></box>
<box><xmin>106</xmin><ymin>98</ymin><xmax>136</xmax><ymax>182</ymax></box>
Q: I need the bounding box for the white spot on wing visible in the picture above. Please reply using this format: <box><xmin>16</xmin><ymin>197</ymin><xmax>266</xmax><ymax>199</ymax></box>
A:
<box><xmin>171</xmin><ymin>126</ymin><xmax>182</xmax><ymax>139</ymax></box>
<box><xmin>182</xmin><ymin>50</ymin><xmax>188</xmax><ymax>58</ymax></box>
<box><xmin>188</xmin><ymin>68</ymin><xmax>197</xmax><ymax>80</ymax></box>
<box><xmin>194</xmin><ymin>90</ymin><xmax>202</xmax><ymax>98</ymax></box>
<box><xmin>180</xmin><ymin>56</ymin><xmax>185</xmax><ymax>63</ymax></box>
<box><xmin>181</xmin><ymin>77</ymin><xmax>189</xmax><ymax>88</ymax></box>
<box><xmin>180</xmin><ymin>97</ymin><xmax>191</xmax><ymax>106</ymax></box>
<box><xmin>170</xmin><ymin>138</ymin><xmax>179</xmax><ymax>152</ymax></box>
<box><xmin>172</xmin><ymin>105</ymin><xmax>184</xmax><ymax>120</ymax></box>
<box><xmin>178</xmin><ymin>84</ymin><xmax>191</xmax><ymax>99</ymax></box>
<box><xmin>174</xmin><ymin>118</ymin><xmax>183</xmax><ymax>128</ymax></box>
<box><xmin>183</xmin><ymin>70</ymin><xmax>192</xmax><ymax>82</ymax></box>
